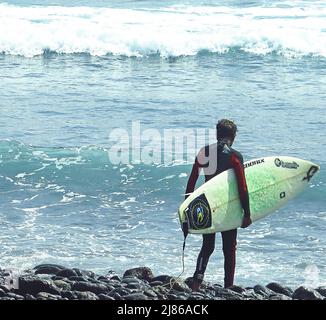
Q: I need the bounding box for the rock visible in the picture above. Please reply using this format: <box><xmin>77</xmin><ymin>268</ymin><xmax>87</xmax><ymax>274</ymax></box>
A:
<box><xmin>37</xmin><ymin>292</ymin><xmax>61</xmax><ymax>300</ymax></box>
<box><xmin>214</xmin><ymin>287</ymin><xmax>244</xmax><ymax>300</ymax></box>
<box><xmin>266</xmin><ymin>283</ymin><xmax>293</xmax><ymax>297</ymax></box>
<box><xmin>123</xmin><ymin>267</ymin><xmax>154</xmax><ymax>282</ymax></box>
<box><xmin>34</xmin><ymin>266</ymin><xmax>62</xmax><ymax>276</ymax></box>
<box><xmin>110</xmin><ymin>275</ymin><xmax>122</xmax><ymax>282</ymax></box>
<box><xmin>56</xmin><ymin>269</ymin><xmax>79</xmax><ymax>278</ymax></box>
<box><xmin>253</xmin><ymin>285</ymin><xmax>275</xmax><ymax>298</ymax></box>
<box><xmin>68</xmin><ymin>276</ymin><xmax>89</xmax><ymax>282</ymax></box>
<box><xmin>124</xmin><ymin>293</ymin><xmax>149</xmax><ymax>300</ymax></box>
<box><xmin>18</xmin><ymin>276</ymin><xmax>61</xmax><ymax>296</ymax></box>
<box><xmin>144</xmin><ymin>289</ymin><xmax>158</xmax><ymax>298</ymax></box>
<box><xmin>316</xmin><ymin>286</ymin><xmax>326</xmax><ymax>297</ymax></box>
<box><xmin>6</xmin><ymin>292</ymin><xmax>25</xmax><ymax>300</ymax></box>
<box><xmin>149</xmin><ymin>275</ymin><xmax>173</xmax><ymax>284</ymax></box>
<box><xmin>98</xmin><ymin>294</ymin><xmax>115</xmax><ymax>300</ymax></box>
<box><xmin>0</xmin><ymin>288</ymin><xmax>6</xmax><ymax>297</ymax></box>
<box><xmin>33</xmin><ymin>264</ymin><xmax>65</xmax><ymax>273</ymax></box>
<box><xmin>228</xmin><ymin>285</ymin><xmax>247</xmax><ymax>294</ymax></box>
<box><xmin>72</xmin><ymin>269</ymin><xmax>96</xmax><ymax>279</ymax></box>
<box><xmin>269</xmin><ymin>294</ymin><xmax>292</xmax><ymax>300</ymax></box>
<box><xmin>61</xmin><ymin>291</ymin><xmax>79</xmax><ymax>300</ymax></box>
<box><xmin>293</xmin><ymin>286</ymin><xmax>324</xmax><ymax>300</ymax></box>
<box><xmin>169</xmin><ymin>279</ymin><xmax>192</xmax><ymax>293</ymax></box>
<box><xmin>71</xmin><ymin>282</ymin><xmax>109</xmax><ymax>295</ymax></box>
<box><xmin>54</xmin><ymin>280</ymin><xmax>71</xmax><ymax>291</ymax></box>
<box><xmin>0</xmin><ymin>285</ymin><xmax>9</xmax><ymax>293</ymax></box>
<box><xmin>108</xmin><ymin>287</ymin><xmax>133</xmax><ymax>297</ymax></box>
<box><xmin>25</xmin><ymin>294</ymin><xmax>37</xmax><ymax>300</ymax></box>
<box><xmin>150</xmin><ymin>281</ymin><xmax>164</xmax><ymax>287</ymax></box>
<box><xmin>74</xmin><ymin>291</ymin><xmax>99</xmax><ymax>300</ymax></box>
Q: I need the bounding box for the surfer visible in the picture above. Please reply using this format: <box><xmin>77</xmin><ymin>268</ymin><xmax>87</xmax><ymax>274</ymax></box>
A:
<box><xmin>185</xmin><ymin>119</ymin><xmax>252</xmax><ymax>291</ymax></box>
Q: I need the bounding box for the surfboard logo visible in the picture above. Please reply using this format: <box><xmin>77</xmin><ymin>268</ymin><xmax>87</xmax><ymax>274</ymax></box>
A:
<box><xmin>274</xmin><ymin>158</ymin><xmax>299</xmax><ymax>169</ymax></box>
<box><xmin>185</xmin><ymin>194</ymin><xmax>212</xmax><ymax>230</ymax></box>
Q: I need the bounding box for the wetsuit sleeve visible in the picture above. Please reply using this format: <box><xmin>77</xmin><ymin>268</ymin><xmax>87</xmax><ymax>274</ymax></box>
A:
<box><xmin>231</xmin><ymin>153</ymin><xmax>251</xmax><ymax>217</ymax></box>
<box><xmin>185</xmin><ymin>149</ymin><xmax>204</xmax><ymax>199</ymax></box>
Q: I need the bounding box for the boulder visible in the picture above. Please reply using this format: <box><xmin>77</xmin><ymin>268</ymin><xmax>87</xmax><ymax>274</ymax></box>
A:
<box><xmin>292</xmin><ymin>286</ymin><xmax>324</xmax><ymax>300</ymax></box>
<box><xmin>123</xmin><ymin>267</ymin><xmax>154</xmax><ymax>281</ymax></box>
<box><xmin>266</xmin><ymin>282</ymin><xmax>293</xmax><ymax>297</ymax></box>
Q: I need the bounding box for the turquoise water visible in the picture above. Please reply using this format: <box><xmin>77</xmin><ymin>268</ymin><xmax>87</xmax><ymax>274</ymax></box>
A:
<box><xmin>0</xmin><ymin>0</ymin><xmax>325</xmax><ymax>288</ymax></box>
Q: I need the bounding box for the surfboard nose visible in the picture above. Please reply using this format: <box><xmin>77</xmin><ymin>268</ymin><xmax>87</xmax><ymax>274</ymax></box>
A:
<box><xmin>302</xmin><ymin>161</ymin><xmax>320</xmax><ymax>182</ymax></box>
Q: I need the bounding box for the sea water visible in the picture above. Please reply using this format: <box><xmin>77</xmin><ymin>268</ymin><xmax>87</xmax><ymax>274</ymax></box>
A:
<box><xmin>0</xmin><ymin>0</ymin><xmax>325</xmax><ymax>288</ymax></box>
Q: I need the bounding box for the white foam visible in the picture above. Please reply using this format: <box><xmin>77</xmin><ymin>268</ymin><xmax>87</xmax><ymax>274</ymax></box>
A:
<box><xmin>0</xmin><ymin>3</ymin><xmax>325</xmax><ymax>57</ymax></box>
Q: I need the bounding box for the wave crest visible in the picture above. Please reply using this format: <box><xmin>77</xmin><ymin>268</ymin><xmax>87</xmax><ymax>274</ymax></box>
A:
<box><xmin>0</xmin><ymin>3</ymin><xmax>325</xmax><ymax>58</ymax></box>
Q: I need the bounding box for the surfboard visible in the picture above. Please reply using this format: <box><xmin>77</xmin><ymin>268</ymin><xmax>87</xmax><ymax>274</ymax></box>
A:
<box><xmin>179</xmin><ymin>156</ymin><xmax>320</xmax><ymax>234</ymax></box>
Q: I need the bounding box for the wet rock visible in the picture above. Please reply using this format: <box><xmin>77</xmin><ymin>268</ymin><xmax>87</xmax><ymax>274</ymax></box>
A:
<box><xmin>0</xmin><ymin>288</ymin><xmax>6</xmax><ymax>297</ymax></box>
<box><xmin>292</xmin><ymin>286</ymin><xmax>324</xmax><ymax>300</ymax></box>
<box><xmin>71</xmin><ymin>282</ymin><xmax>109</xmax><ymax>295</ymax></box>
<box><xmin>144</xmin><ymin>289</ymin><xmax>158</xmax><ymax>299</ymax></box>
<box><xmin>18</xmin><ymin>276</ymin><xmax>61</xmax><ymax>296</ymax></box>
<box><xmin>316</xmin><ymin>286</ymin><xmax>326</xmax><ymax>297</ymax></box>
<box><xmin>73</xmin><ymin>269</ymin><xmax>96</xmax><ymax>279</ymax></box>
<box><xmin>98</xmin><ymin>294</ymin><xmax>115</xmax><ymax>300</ymax></box>
<box><xmin>266</xmin><ymin>282</ymin><xmax>293</xmax><ymax>297</ymax></box>
<box><xmin>6</xmin><ymin>292</ymin><xmax>24</xmax><ymax>300</ymax></box>
<box><xmin>253</xmin><ymin>285</ymin><xmax>275</xmax><ymax>298</ymax></box>
<box><xmin>0</xmin><ymin>285</ymin><xmax>9</xmax><ymax>293</ymax></box>
<box><xmin>228</xmin><ymin>285</ymin><xmax>247</xmax><ymax>294</ymax></box>
<box><xmin>108</xmin><ymin>287</ymin><xmax>133</xmax><ymax>297</ymax></box>
<box><xmin>214</xmin><ymin>287</ymin><xmax>244</xmax><ymax>300</ymax></box>
<box><xmin>25</xmin><ymin>294</ymin><xmax>37</xmax><ymax>300</ymax></box>
<box><xmin>123</xmin><ymin>292</ymin><xmax>149</xmax><ymax>300</ymax></box>
<box><xmin>56</xmin><ymin>269</ymin><xmax>78</xmax><ymax>278</ymax></box>
<box><xmin>54</xmin><ymin>280</ymin><xmax>71</xmax><ymax>291</ymax></box>
<box><xmin>34</xmin><ymin>266</ymin><xmax>62</xmax><ymax>276</ymax></box>
<box><xmin>149</xmin><ymin>281</ymin><xmax>164</xmax><ymax>287</ymax></box>
<box><xmin>269</xmin><ymin>294</ymin><xmax>292</xmax><ymax>300</ymax></box>
<box><xmin>61</xmin><ymin>291</ymin><xmax>79</xmax><ymax>300</ymax></box>
<box><xmin>150</xmin><ymin>275</ymin><xmax>171</xmax><ymax>284</ymax></box>
<box><xmin>33</xmin><ymin>264</ymin><xmax>65</xmax><ymax>275</ymax></box>
<box><xmin>169</xmin><ymin>279</ymin><xmax>192</xmax><ymax>293</ymax></box>
<box><xmin>37</xmin><ymin>292</ymin><xmax>61</xmax><ymax>300</ymax></box>
<box><xmin>123</xmin><ymin>267</ymin><xmax>154</xmax><ymax>282</ymax></box>
<box><xmin>69</xmin><ymin>276</ymin><xmax>89</xmax><ymax>282</ymax></box>
<box><xmin>74</xmin><ymin>291</ymin><xmax>99</xmax><ymax>300</ymax></box>
<box><xmin>110</xmin><ymin>275</ymin><xmax>122</xmax><ymax>282</ymax></box>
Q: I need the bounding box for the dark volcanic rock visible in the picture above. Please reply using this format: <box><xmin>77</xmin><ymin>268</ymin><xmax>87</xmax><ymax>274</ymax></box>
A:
<box><xmin>56</xmin><ymin>269</ymin><xmax>79</xmax><ymax>278</ymax></box>
<box><xmin>71</xmin><ymin>281</ymin><xmax>109</xmax><ymax>295</ymax></box>
<box><xmin>316</xmin><ymin>286</ymin><xmax>326</xmax><ymax>297</ymax></box>
<box><xmin>34</xmin><ymin>266</ymin><xmax>62</xmax><ymax>276</ymax></box>
<box><xmin>228</xmin><ymin>285</ymin><xmax>247</xmax><ymax>294</ymax></box>
<box><xmin>98</xmin><ymin>293</ymin><xmax>115</xmax><ymax>300</ymax></box>
<box><xmin>74</xmin><ymin>291</ymin><xmax>99</xmax><ymax>300</ymax></box>
<box><xmin>123</xmin><ymin>267</ymin><xmax>154</xmax><ymax>282</ymax></box>
<box><xmin>18</xmin><ymin>276</ymin><xmax>61</xmax><ymax>296</ymax></box>
<box><xmin>269</xmin><ymin>294</ymin><xmax>292</xmax><ymax>300</ymax></box>
<box><xmin>253</xmin><ymin>285</ymin><xmax>276</xmax><ymax>298</ymax></box>
<box><xmin>293</xmin><ymin>286</ymin><xmax>324</xmax><ymax>300</ymax></box>
<box><xmin>37</xmin><ymin>292</ymin><xmax>62</xmax><ymax>300</ymax></box>
<box><xmin>124</xmin><ymin>293</ymin><xmax>149</xmax><ymax>300</ymax></box>
<box><xmin>0</xmin><ymin>288</ymin><xmax>6</xmax><ymax>297</ymax></box>
<box><xmin>266</xmin><ymin>282</ymin><xmax>293</xmax><ymax>297</ymax></box>
<box><xmin>34</xmin><ymin>264</ymin><xmax>65</xmax><ymax>273</ymax></box>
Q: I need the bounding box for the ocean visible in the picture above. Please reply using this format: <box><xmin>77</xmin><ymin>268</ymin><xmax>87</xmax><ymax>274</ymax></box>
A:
<box><xmin>0</xmin><ymin>0</ymin><xmax>325</xmax><ymax>288</ymax></box>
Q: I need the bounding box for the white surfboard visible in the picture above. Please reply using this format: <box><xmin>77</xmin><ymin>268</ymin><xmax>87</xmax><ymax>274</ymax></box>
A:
<box><xmin>179</xmin><ymin>156</ymin><xmax>320</xmax><ymax>234</ymax></box>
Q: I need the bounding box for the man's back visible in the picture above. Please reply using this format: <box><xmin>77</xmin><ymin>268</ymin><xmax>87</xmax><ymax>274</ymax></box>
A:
<box><xmin>197</xmin><ymin>142</ymin><xmax>244</xmax><ymax>182</ymax></box>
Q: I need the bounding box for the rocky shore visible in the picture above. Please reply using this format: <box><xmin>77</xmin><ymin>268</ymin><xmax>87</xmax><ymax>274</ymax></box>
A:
<box><xmin>0</xmin><ymin>265</ymin><xmax>325</xmax><ymax>300</ymax></box>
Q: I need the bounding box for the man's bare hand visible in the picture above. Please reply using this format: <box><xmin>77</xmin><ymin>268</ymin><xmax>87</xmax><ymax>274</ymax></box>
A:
<box><xmin>241</xmin><ymin>216</ymin><xmax>252</xmax><ymax>229</ymax></box>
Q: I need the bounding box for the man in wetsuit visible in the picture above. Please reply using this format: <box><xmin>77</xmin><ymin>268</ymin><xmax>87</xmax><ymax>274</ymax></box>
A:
<box><xmin>185</xmin><ymin>119</ymin><xmax>252</xmax><ymax>291</ymax></box>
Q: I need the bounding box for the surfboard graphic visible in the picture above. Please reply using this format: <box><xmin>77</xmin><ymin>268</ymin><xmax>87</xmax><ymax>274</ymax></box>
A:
<box><xmin>179</xmin><ymin>156</ymin><xmax>320</xmax><ymax>233</ymax></box>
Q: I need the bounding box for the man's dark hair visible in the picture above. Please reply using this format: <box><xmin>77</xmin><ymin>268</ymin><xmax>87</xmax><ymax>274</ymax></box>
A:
<box><xmin>216</xmin><ymin>119</ymin><xmax>237</xmax><ymax>140</ymax></box>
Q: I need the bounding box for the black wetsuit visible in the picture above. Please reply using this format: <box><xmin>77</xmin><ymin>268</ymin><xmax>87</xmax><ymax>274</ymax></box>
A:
<box><xmin>185</xmin><ymin>142</ymin><xmax>250</xmax><ymax>288</ymax></box>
